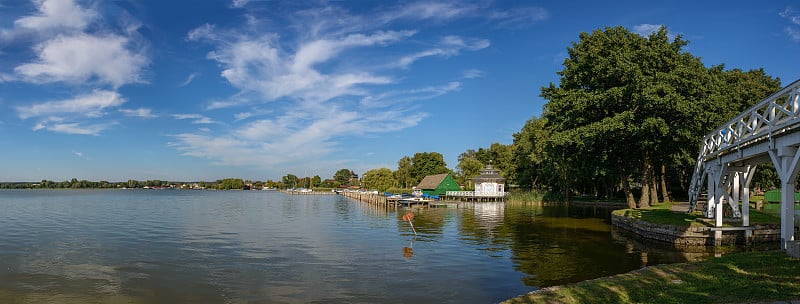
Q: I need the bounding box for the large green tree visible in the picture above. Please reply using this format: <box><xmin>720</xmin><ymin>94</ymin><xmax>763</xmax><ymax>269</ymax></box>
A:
<box><xmin>333</xmin><ymin>169</ymin><xmax>352</xmax><ymax>186</ymax></box>
<box><xmin>394</xmin><ymin>156</ymin><xmax>413</xmax><ymax>188</ymax></box>
<box><xmin>361</xmin><ymin>168</ymin><xmax>396</xmax><ymax>192</ymax></box>
<box><xmin>539</xmin><ymin>25</ymin><xmax>780</xmax><ymax>206</ymax></box>
<box><xmin>511</xmin><ymin>116</ymin><xmax>553</xmax><ymax>189</ymax></box>
<box><xmin>410</xmin><ymin>152</ymin><xmax>449</xmax><ymax>184</ymax></box>
<box><xmin>282</xmin><ymin>174</ymin><xmax>299</xmax><ymax>188</ymax></box>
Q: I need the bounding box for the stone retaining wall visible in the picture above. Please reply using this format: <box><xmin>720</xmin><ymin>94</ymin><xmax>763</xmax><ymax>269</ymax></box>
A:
<box><xmin>611</xmin><ymin>214</ymin><xmax>782</xmax><ymax>246</ymax></box>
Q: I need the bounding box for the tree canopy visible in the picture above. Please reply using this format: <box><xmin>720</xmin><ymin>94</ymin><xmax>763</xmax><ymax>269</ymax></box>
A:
<box><xmin>521</xmin><ymin>25</ymin><xmax>781</xmax><ymax>205</ymax></box>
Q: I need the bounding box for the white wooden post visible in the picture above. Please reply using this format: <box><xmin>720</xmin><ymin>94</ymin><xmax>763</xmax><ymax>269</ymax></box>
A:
<box><xmin>769</xmin><ymin>146</ymin><xmax>800</xmax><ymax>249</ymax></box>
<box><xmin>742</xmin><ymin>165</ymin><xmax>756</xmax><ymax>239</ymax></box>
<box><xmin>706</xmin><ymin>165</ymin><xmax>718</xmax><ymax>218</ymax></box>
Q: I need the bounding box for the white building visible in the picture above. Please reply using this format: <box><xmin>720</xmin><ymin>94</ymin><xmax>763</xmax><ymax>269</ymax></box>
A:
<box><xmin>472</xmin><ymin>163</ymin><xmax>505</xmax><ymax>196</ymax></box>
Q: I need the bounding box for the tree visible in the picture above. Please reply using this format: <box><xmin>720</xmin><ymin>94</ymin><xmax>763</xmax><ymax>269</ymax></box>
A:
<box><xmin>394</xmin><ymin>156</ymin><xmax>413</xmax><ymax>188</ymax></box>
<box><xmin>456</xmin><ymin>156</ymin><xmax>483</xmax><ymax>189</ymax></box>
<box><xmin>512</xmin><ymin>116</ymin><xmax>553</xmax><ymax>189</ymax></box>
<box><xmin>410</xmin><ymin>152</ymin><xmax>448</xmax><ymax>184</ymax></box>
<box><xmin>333</xmin><ymin>169</ymin><xmax>352</xmax><ymax>186</ymax></box>
<box><xmin>282</xmin><ymin>174</ymin><xmax>299</xmax><ymax>188</ymax></box>
<box><xmin>542</xmin><ymin>26</ymin><xmax>708</xmax><ymax>206</ymax></box>
<box><xmin>362</xmin><ymin>168</ymin><xmax>395</xmax><ymax>192</ymax></box>
<box><xmin>312</xmin><ymin>175</ymin><xmax>322</xmax><ymax>188</ymax></box>
<box><xmin>217</xmin><ymin>178</ymin><xmax>244</xmax><ymax>190</ymax></box>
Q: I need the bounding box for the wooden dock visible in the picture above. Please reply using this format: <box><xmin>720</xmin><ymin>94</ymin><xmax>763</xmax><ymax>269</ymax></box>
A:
<box><xmin>442</xmin><ymin>191</ymin><xmax>507</xmax><ymax>202</ymax></box>
<box><xmin>282</xmin><ymin>190</ymin><xmax>336</xmax><ymax>195</ymax></box>
<box><xmin>339</xmin><ymin>191</ymin><xmax>431</xmax><ymax>208</ymax></box>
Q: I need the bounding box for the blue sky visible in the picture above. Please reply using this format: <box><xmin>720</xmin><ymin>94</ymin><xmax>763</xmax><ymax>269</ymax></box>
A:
<box><xmin>1</xmin><ymin>0</ymin><xmax>800</xmax><ymax>182</ymax></box>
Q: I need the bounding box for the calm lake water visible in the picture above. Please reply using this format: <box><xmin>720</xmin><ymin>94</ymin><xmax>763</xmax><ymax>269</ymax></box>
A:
<box><xmin>0</xmin><ymin>190</ymin><xmax>720</xmax><ymax>303</ymax></box>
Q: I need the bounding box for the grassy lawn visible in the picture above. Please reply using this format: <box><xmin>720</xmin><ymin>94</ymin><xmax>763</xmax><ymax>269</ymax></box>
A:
<box><xmin>503</xmin><ymin>250</ymin><xmax>800</xmax><ymax>304</ymax></box>
<box><xmin>613</xmin><ymin>202</ymin><xmax>781</xmax><ymax>227</ymax></box>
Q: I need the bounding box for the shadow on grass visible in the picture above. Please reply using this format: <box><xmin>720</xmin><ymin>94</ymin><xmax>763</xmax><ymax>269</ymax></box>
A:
<box><xmin>504</xmin><ymin>250</ymin><xmax>800</xmax><ymax>304</ymax></box>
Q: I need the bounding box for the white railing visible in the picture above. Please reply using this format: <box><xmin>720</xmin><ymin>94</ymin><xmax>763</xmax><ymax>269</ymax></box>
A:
<box><xmin>688</xmin><ymin>79</ymin><xmax>800</xmax><ymax>210</ymax></box>
<box><xmin>446</xmin><ymin>191</ymin><xmax>508</xmax><ymax>197</ymax></box>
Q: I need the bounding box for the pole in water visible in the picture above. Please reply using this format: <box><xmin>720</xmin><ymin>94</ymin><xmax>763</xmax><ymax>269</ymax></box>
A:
<box><xmin>402</xmin><ymin>212</ymin><xmax>417</xmax><ymax>235</ymax></box>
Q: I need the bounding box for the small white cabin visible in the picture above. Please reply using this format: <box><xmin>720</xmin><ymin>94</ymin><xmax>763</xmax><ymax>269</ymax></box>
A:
<box><xmin>471</xmin><ymin>163</ymin><xmax>505</xmax><ymax>196</ymax></box>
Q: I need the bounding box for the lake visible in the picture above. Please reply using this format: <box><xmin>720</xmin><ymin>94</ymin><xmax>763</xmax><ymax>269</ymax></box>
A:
<box><xmin>0</xmin><ymin>190</ymin><xmax>719</xmax><ymax>303</ymax></box>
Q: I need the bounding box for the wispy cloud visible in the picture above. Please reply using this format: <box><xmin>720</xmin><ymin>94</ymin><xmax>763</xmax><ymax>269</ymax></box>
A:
<box><xmin>489</xmin><ymin>7</ymin><xmax>548</xmax><ymax>28</ymax></box>
<box><xmin>394</xmin><ymin>36</ymin><xmax>490</xmax><ymax>68</ymax></box>
<box><xmin>16</xmin><ymin>90</ymin><xmax>125</xmax><ymax>135</ymax></box>
<box><xmin>3</xmin><ymin>0</ymin><xmax>149</xmax><ymax>135</ymax></box>
<box><xmin>781</xmin><ymin>7</ymin><xmax>800</xmax><ymax>42</ymax></box>
<box><xmin>462</xmin><ymin>69</ymin><xmax>484</xmax><ymax>79</ymax></box>
<box><xmin>119</xmin><ymin>108</ymin><xmax>156</xmax><ymax>118</ymax></box>
<box><xmin>171</xmin><ymin>2</ymin><xmax>519</xmax><ymax>170</ymax></box>
<box><xmin>632</xmin><ymin>23</ymin><xmax>663</xmax><ymax>36</ymax></box>
<box><xmin>17</xmin><ymin>90</ymin><xmax>125</xmax><ymax>120</ymax></box>
<box><xmin>360</xmin><ymin>82</ymin><xmax>462</xmax><ymax>108</ymax></box>
<box><xmin>172</xmin><ymin>113</ymin><xmax>216</xmax><ymax>124</ymax></box>
<box><xmin>178</xmin><ymin>72</ymin><xmax>199</xmax><ymax>87</ymax></box>
<box><xmin>14</xmin><ymin>0</ymin><xmax>96</xmax><ymax>33</ymax></box>
<box><xmin>39</xmin><ymin>121</ymin><xmax>115</xmax><ymax>136</ymax></box>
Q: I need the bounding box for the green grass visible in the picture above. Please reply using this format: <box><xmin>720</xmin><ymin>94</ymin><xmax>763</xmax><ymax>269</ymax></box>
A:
<box><xmin>507</xmin><ymin>190</ymin><xmax>551</xmax><ymax>203</ymax></box>
<box><xmin>613</xmin><ymin>208</ymin><xmax>702</xmax><ymax>226</ymax></box>
<box><xmin>613</xmin><ymin>203</ymin><xmax>781</xmax><ymax>227</ymax></box>
<box><xmin>503</xmin><ymin>250</ymin><xmax>800</xmax><ymax>304</ymax></box>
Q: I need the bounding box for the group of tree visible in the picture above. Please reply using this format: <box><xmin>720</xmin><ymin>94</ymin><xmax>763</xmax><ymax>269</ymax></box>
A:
<box><xmin>508</xmin><ymin>26</ymin><xmax>782</xmax><ymax>208</ymax></box>
<box><xmin>354</xmin><ymin>26</ymin><xmax>787</xmax><ymax>207</ymax></box>
<box><xmin>0</xmin><ymin>178</ymin><xmax>275</xmax><ymax>190</ymax></box>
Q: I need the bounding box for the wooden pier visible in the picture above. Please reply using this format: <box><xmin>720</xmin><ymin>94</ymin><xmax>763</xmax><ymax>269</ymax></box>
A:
<box><xmin>443</xmin><ymin>191</ymin><xmax>507</xmax><ymax>202</ymax></box>
<box><xmin>338</xmin><ymin>191</ymin><xmax>431</xmax><ymax>208</ymax></box>
<box><xmin>282</xmin><ymin>190</ymin><xmax>336</xmax><ymax>195</ymax></box>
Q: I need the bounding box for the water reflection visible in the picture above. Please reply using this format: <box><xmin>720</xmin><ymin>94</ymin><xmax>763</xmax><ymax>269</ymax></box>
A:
<box><xmin>0</xmin><ymin>190</ymin><xmax>748</xmax><ymax>303</ymax></box>
<box><xmin>402</xmin><ymin>236</ymin><xmax>416</xmax><ymax>258</ymax></box>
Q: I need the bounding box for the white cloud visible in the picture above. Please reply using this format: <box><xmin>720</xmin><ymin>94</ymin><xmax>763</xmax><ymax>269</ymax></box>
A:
<box><xmin>172</xmin><ymin>113</ymin><xmax>216</xmax><ymax>124</ymax></box>
<box><xmin>15</xmin><ymin>0</ymin><xmax>96</xmax><ymax>33</ymax></box>
<box><xmin>231</xmin><ymin>0</ymin><xmax>251</xmax><ymax>8</ymax></box>
<box><xmin>17</xmin><ymin>89</ymin><xmax>125</xmax><ymax>119</ymax></box>
<box><xmin>119</xmin><ymin>108</ymin><xmax>156</xmax><ymax>118</ymax></box>
<box><xmin>174</xmin><ymin>3</ymin><xmax>495</xmax><ymax>169</ymax></box>
<box><xmin>489</xmin><ymin>7</ymin><xmax>548</xmax><ymax>28</ymax></box>
<box><xmin>380</xmin><ymin>1</ymin><xmax>475</xmax><ymax>23</ymax></box>
<box><xmin>781</xmin><ymin>7</ymin><xmax>800</xmax><ymax>25</ymax></box>
<box><xmin>632</xmin><ymin>24</ymin><xmax>663</xmax><ymax>36</ymax></box>
<box><xmin>178</xmin><ymin>73</ymin><xmax>199</xmax><ymax>87</ymax></box>
<box><xmin>360</xmin><ymin>81</ymin><xmax>461</xmax><ymax>108</ymax></box>
<box><xmin>462</xmin><ymin>69</ymin><xmax>484</xmax><ymax>79</ymax></box>
<box><xmin>14</xmin><ymin>33</ymin><xmax>147</xmax><ymax>87</ymax></box>
<box><xmin>37</xmin><ymin>122</ymin><xmax>112</xmax><ymax>136</ymax></box>
<box><xmin>781</xmin><ymin>7</ymin><xmax>800</xmax><ymax>42</ymax></box>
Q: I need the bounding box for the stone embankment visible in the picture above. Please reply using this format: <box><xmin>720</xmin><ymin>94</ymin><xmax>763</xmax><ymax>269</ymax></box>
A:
<box><xmin>611</xmin><ymin>213</ymin><xmax>781</xmax><ymax>246</ymax></box>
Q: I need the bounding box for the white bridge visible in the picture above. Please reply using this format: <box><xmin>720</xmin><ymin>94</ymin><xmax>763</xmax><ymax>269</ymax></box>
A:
<box><xmin>688</xmin><ymin>79</ymin><xmax>800</xmax><ymax>249</ymax></box>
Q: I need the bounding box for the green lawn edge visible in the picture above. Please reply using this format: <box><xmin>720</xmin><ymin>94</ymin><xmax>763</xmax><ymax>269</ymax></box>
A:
<box><xmin>503</xmin><ymin>250</ymin><xmax>800</xmax><ymax>304</ymax></box>
<box><xmin>611</xmin><ymin>203</ymin><xmax>781</xmax><ymax>227</ymax></box>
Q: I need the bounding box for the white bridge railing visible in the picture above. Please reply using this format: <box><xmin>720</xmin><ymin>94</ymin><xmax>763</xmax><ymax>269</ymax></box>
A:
<box><xmin>446</xmin><ymin>191</ymin><xmax>508</xmax><ymax>197</ymax></box>
<box><xmin>688</xmin><ymin>79</ymin><xmax>800</xmax><ymax>211</ymax></box>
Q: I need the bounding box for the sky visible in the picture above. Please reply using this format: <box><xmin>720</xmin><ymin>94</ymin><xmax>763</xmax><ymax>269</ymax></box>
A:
<box><xmin>1</xmin><ymin>0</ymin><xmax>800</xmax><ymax>182</ymax></box>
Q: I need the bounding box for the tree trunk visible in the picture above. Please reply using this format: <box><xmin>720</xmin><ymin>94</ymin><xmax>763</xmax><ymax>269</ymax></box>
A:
<box><xmin>660</xmin><ymin>164</ymin><xmax>670</xmax><ymax>203</ymax></box>
<box><xmin>638</xmin><ymin>152</ymin><xmax>651</xmax><ymax>209</ymax></box>
<box><xmin>619</xmin><ymin>161</ymin><xmax>636</xmax><ymax>209</ymax></box>
<box><xmin>649</xmin><ymin>170</ymin><xmax>658</xmax><ymax>206</ymax></box>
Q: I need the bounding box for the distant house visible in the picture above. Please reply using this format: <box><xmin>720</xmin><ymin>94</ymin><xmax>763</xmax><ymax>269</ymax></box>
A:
<box><xmin>416</xmin><ymin>173</ymin><xmax>460</xmax><ymax>196</ymax></box>
<box><xmin>472</xmin><ymin>163</ymin><xmax>506</xmax><ymax>196</ymax></box>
